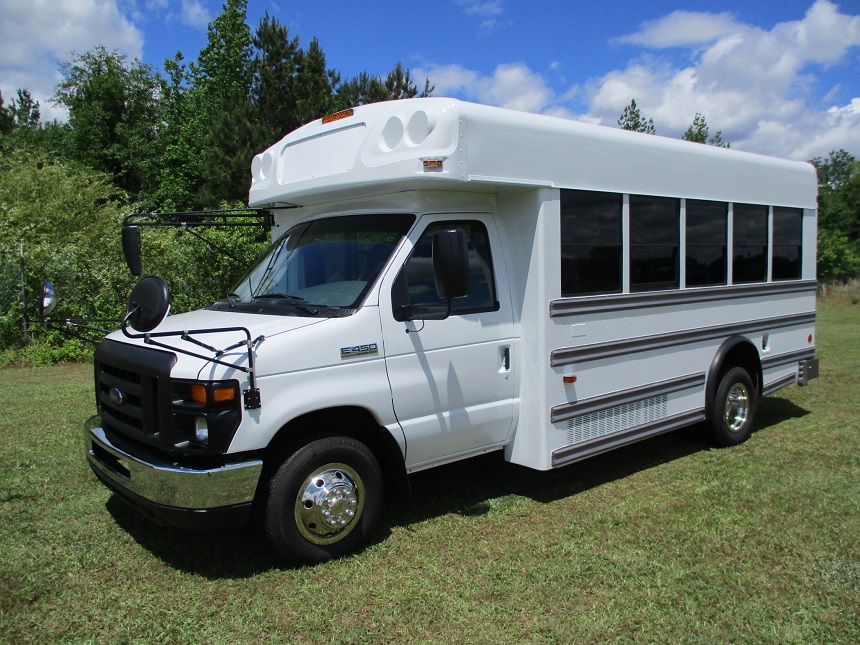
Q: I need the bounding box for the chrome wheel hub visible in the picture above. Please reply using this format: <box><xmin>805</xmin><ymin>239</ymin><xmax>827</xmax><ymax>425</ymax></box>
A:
<box><xmin>724</xmin><ymin>383</ymin><xmax>750</xmax><ymax>433</ymax></box>
<box><xmin>295</xmin><ymin>463</ymin><xmax>365</xmax><ymax>545</ymax></box>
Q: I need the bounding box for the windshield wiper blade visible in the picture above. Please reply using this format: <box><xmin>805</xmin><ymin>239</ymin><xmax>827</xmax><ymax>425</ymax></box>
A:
<box><xmin>252</xmin><ymin>293</ymin><xmax>318</xmax><ymax>314</ymax></box>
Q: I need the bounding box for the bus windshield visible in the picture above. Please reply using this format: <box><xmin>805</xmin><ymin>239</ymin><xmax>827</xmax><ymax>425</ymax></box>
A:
<box><xmin>227</xmin><ymin>213</ymin><xmax>414</xmax><ymax>313</ymax></box>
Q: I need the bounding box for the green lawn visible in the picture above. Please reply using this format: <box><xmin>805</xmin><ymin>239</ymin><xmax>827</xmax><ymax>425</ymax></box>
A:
<box><xmin>1</xmin><ymin>298</ymin><xmax>858</xmax><ymax>643</ymax></box>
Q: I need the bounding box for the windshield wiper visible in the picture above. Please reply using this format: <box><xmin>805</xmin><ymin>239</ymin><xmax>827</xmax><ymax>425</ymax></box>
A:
<box><xmin>252</xmin><ymin>293</ymin><xmax>319</xmax><ymax>315</ymax></box>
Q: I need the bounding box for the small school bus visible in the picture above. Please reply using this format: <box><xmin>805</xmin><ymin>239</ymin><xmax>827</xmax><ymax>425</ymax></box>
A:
<box><xmin>84</xmin><ymin>98</ymin><xmax>819</xmax><ymax>563</ymax></box>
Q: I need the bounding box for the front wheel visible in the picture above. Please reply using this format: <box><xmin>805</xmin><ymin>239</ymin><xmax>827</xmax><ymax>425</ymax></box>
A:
<box><xmin>264</xmin><ymin>436</ymin><xmax>383</xmax><ymax>565</ymax></box>
<box><xmin>708</xmin><ymin>366</ymin><xmax>756</xmax><ymax>446</ymax></box>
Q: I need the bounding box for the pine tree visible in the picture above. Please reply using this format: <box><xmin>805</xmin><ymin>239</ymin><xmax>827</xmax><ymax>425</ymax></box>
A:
<box><xmin>250</xmin><ymin>12</ymin><xmax>301</xmax><ymax>145</ymax></box>
<box><xmin>682</xmin><ymin>113</ymin><xmax>730</xmax><ymax>148</ymax></box>
<box><xmin>192</xmin><ymin>0</ymin><xmax>255</xmax><ymax>206</ymax></box>
<box><xmin>617</xmin><ymin>99</ymin><xmax>655</xmax><ymax>134</ymax></box>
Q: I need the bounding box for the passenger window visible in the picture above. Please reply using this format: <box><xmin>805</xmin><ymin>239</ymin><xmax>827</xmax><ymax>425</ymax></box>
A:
<box><xmin>630</xmin><ymin>195</ymin><xmax>680</xmax><ymax>292</ymax></box>
<box><xmin>560</xmin><ymin>190</ymin><xmax>623</xmax><ymax>296</ymax></box>
<box><xmin>772</xmin><ymin>207</ymin><xmax>803</xmax><ymax>280</ymax></box>
<box><xmin>686</xmin><ymin>200</ymin><xmax>728</xmax><ymax>287</ymax></box>
<box><xmin>392</xmin><ymin>220</ymin><xmax>498</xmax><ymax>321</ymax></box>
<box><xmin>733</xmin><ymin>204</ymin><xmax>769</xmax><ymax>283</ymax></box>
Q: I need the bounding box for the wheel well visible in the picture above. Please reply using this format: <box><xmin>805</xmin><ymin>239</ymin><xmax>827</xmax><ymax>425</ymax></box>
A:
<box><xmin>706</xmin><ymin>336</ymin><xmax>762</xmax><ymax>419</ymax></box>
<box><xmin>262</xmin><ymin>407</ymin><xmax>409</xmax><ymax>498</ymax></box>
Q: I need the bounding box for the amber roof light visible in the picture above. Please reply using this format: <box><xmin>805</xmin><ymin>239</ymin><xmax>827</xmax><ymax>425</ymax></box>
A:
<box><xmin>322</xmin><ymin>109</ymin><xmax>354</xmax><ymax>124</ymax></box>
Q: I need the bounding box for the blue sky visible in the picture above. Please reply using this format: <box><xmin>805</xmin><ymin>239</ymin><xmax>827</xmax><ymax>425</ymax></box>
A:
<box><xmin>1</xmin><ymin>0</ymin><xmax>859</xmax><ymax>160</ymax></box>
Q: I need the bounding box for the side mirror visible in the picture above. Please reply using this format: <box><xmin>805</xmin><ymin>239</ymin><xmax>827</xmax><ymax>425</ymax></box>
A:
<box><xmin>40</xmin><ymin>281</ymin><xmax>57</xmax><ymax>316</ymax></box>
<box><xmin>122</xmin><ymin>226</ymin><xmax>142</xmax><ymax>276</ymax></box>
<box><xmin>125</xmin><ymin>276</ymin><xmax>170</xmax><ymax>332</ymax></box>
<box><xmin>433</xmin><ymin>229</ymin><xmax>470</xmax><ymax>301</ymax></box>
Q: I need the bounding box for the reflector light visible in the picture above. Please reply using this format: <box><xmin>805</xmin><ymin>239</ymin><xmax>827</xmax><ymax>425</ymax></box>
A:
<box><xmin>322</xmin><ymin>109</ymin><xmax>354</xmax><ymax>124</ymax></box>
<box><xmin>563</xmin><ymin>375</ymin><xmax>577</xmax><ymax>384</ymax></box>
<box><xmin>423</xmin><ymin>159</ymin><xmax>443</xmax><ymax>168</ymax></box>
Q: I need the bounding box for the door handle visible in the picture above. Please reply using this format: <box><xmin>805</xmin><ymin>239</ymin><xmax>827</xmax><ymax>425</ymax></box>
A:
<box><xmin>503</xmin><ymin>346</ymin><xmax>510</xmax><ymax>371</ymax></box>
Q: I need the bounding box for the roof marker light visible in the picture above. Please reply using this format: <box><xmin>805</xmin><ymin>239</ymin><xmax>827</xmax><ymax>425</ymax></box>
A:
<box><xmin>322</xmin><ymin>109</ymin><xmax>354</xmax><ymax>125</ymax></box>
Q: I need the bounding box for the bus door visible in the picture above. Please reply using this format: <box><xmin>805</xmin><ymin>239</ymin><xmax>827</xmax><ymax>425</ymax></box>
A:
<box><xmin>379</xmin><ymin>214</ymin><xmax>516</xmax><ymax>470</ymax></box>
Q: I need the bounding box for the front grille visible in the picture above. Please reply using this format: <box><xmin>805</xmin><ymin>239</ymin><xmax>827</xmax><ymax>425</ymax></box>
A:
<box><xmin>94</xmin><ymin>339</ymin><xmax>176</xmax><ymax>450</ymax></box>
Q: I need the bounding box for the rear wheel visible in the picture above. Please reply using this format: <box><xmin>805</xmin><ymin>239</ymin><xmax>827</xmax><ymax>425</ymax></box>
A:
<box><xmin>708</xmin><ymin>366</ymin><xmax>756</xmax><ymax>446</ymax></box>
<box><xmin>265</xmin><ymin>436</ymin><xmax>383</xmax><ymax>564</ymax></box>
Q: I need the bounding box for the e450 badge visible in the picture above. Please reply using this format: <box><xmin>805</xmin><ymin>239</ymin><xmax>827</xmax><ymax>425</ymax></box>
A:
<box><xmin>340</xmin><ymin>343</ymin><xmax>379</xmax><ymax>359</ymax></box>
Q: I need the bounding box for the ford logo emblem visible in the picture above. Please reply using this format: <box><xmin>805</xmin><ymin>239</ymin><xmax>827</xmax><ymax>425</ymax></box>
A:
<box><xmin>109</xmin><ymin>387</ymin><xmax>125</xmax><ymax>406</ymax></box>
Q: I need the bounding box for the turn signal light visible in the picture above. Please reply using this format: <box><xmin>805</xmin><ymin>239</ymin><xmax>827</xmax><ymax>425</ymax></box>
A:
<box><xmin>191</xmin><ymin>384</ymin><xmax>237</xmax><ymax>405</ymax></box>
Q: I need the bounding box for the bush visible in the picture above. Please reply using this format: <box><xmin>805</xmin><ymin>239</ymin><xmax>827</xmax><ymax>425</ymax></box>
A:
<box><xmin>0</xmin><ymin>149</ymin><xmax>267</xmax><ymax>362</ymax></box>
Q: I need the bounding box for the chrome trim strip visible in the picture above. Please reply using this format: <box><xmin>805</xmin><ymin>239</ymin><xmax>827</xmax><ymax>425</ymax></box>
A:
<box><xmin>551</xmin><ymin>409</ymin><xmax>705</xmax><ymax>468</ymax></box>
<box><xmin>550</xmin><ymin>311</ymin><xmax>816</xmax><ymax>367</ymax></box>
<box><xmin>550</xmin><ymin>280</ymin><xmax>817</xmax><ymax>318</ymax></box>
<box><xmin>761</xmin><ymin>347</ymin><xmax>816</xmax><ymax>370</ymax></box>
<box><xmin>551</xmin><ymin>372</ymin><xmax>705</xmax><ymax>424</ymax></box>
<box><xmin>84</xmin><ymin>417</ymin><xmax>263</xmax><ymax>509</ymax></box>
<box><xmin>762</xmin><ymin>372</ymin><xmax>797</xmax><ymax>396</ymax></box>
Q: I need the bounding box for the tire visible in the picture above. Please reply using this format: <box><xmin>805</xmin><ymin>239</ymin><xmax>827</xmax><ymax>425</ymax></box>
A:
<box><xmin>264</xmin><ymin>435</ymin><xmax>383</xmax><ymax>565</ymax></box>
<box><xmin>708</xmin><ymin>366</ymin><xmax>756</xmax><ymax>447</ymax></box>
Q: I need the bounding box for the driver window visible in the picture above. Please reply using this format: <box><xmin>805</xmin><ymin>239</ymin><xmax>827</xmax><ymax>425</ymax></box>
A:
<box><xmin>392</xmin><ymin>220</ymin><xmax>498</xmax><ymax>321</ymax></box>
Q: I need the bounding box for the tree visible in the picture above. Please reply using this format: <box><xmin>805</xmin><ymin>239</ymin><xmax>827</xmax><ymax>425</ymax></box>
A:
<box><xmin>0</xmin><ymin>91</ymin><xmax>11</xmax><ymax>134</ymax></box>
<box><xmin>1</xmin><ymin>89</ymin><xmax>41</xmax><ymax>134</ymax></box>
<box><xmin>337</xmin><ymin>62</ymin><xmax>432</xmax><ymax>108</ymax></box>
<box><xmin>250</xmin><ymin>12</ymin><xmax>301</xmax><ymax>146</ymax></box>
<box><xmin>53</xmin><ymin>46</ymin><xmax>162</xmax><ymax>198</ymax></box>
<box><xmin>191</xmin><ymin>0</ymin><xmax>256</xmax><ymax>206</ymax></box>
<box><xmin>682</xmin><ymin>113</ymin><xmax>729</xmax><ymax>147</ymax></box>
<box><xmin>142</xmin><ymin>51</ymin><xmax>201</xmax><ymax>210</ymax></box>
<box><xmin>617</xmin><ymin>99</ymin><xmax>655</xmax><ymax>134</ymax></box>
<box><xmin>293</xmin><ymin>38</ymin><xmax>339</xmax><ymax>127</ymax></box>
<box><xmin>11</xmin><ymin>89</ymin><xmax>40</xmax><ymax>128</ymax></box>
<box><xmin>811</xmin><ymin>149</ymin><xmax>855</xmax><ymax>191</ymax></box>
<box><xmin>810</xmin><ymin>150</ymin><xmax>860</xmax><ymax>282</ymax></box>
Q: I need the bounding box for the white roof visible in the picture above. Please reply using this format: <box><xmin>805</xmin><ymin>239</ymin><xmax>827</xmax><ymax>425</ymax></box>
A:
<box><xmin>248</xmin><ymin>98</ymin><xmax>818</xmax><ymax>210</ymax></box>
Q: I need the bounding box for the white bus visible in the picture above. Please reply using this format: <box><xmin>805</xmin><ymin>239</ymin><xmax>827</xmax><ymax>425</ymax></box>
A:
<box><xmin>85</xmin><ymin>98</ymin><xmax>819</xmax><ymax>563</ymax></box>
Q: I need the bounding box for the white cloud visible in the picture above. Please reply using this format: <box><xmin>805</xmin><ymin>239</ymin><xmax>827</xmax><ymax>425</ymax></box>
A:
<box><xmin>456</xmin><ymin>0</ymin><xmax>507</xmax><ymax>31</ymax></box>
<box><xmin>418</xmin><ymin>0</ymin><xmax>859</xmax><ymax>159</ymax></box>
<box><xmin>584</xmin><ymin>0</ymin><xmax>860</xmax><ymax>158</ymax></box>
<box><xmin>616</xmin><ymin>10</ymin><xmax>742</xmax><ymax>48</ymax></box>
<box><xmin>0</xmin><ymin>0</ymin><xmax>143</xmax><ymax>121</ymax></box>
<box><xmin>416</xmin><ymin>62</ymin><xmax>556</xmax><ymax>114</ymax></box>
<box><xmin>457</xmin><ymin>0</ymin><xmax>503</xmax><ymax>18</ymax></box>
<box><xmin>180</xmin><ymin>0</ymin><xmax>211</xmax><ymax>29</ymax></box>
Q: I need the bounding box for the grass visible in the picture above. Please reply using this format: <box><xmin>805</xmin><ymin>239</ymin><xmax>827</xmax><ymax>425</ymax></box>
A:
<box><xmin>1</xmin><ymin>298</ymin><xmax>858</xmax><ymax>643</ymax></box>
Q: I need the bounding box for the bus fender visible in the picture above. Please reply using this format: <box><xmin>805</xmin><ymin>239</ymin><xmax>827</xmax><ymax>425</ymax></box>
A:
<box><xmin>705</xmin><ymin>335</ymin><xmax>762</xmax><ymax>420</ymax></box>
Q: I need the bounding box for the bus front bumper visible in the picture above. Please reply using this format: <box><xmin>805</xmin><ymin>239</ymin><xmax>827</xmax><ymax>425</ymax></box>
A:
<box><xmin>84</xmin><ymin>416</ymin><xmax>263</xmax><ymax>530</ymax></box>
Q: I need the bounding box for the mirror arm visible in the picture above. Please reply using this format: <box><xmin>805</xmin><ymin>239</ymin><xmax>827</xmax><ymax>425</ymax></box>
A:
<box><xmin>120</xmin><ymin>322</ymin><xmax>263</xmax><ymax>410</ymax></box>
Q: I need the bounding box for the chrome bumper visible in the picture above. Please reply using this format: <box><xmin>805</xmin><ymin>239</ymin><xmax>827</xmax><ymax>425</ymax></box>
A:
<box><xmin>84</xmin><ymin>416</ymin><xmax>263</xmax><ymax>510</ymax></box>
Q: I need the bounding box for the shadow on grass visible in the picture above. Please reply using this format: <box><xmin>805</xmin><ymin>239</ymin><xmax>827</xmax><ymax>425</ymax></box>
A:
<box><xmin>105</xmin><ymin>394</ymin><xmax>808</xmax><ymax>577</ymax></box>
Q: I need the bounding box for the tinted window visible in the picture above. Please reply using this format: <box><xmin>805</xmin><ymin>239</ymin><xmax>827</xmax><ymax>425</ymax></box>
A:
<box><xmin>630</xmin><ymin>195</ymin><xmax>680</xmax><ymax>292</ymax></box>
<box><xmin>733</xmin><ymin>204</ymin><xmax>768</xmax><ymax>283</ymax></box>
<box><xmin>686</xmin><ymin>200</ymin><xmax>727</xmax><ymax>287</ymax></box>
<box><xmin>772</xmin><ymin>207</ymin><xmax>802</xmax><ymax>280</ymax></box>
<box><xmin>560</xmin><ymin>190</ymin><xmax>622</xmax><ymax>296</ymax></box>
<box><xmin>392</xmin><ymin>220</ymin><xmax>497</xmax><ymax>321</ymax></box>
